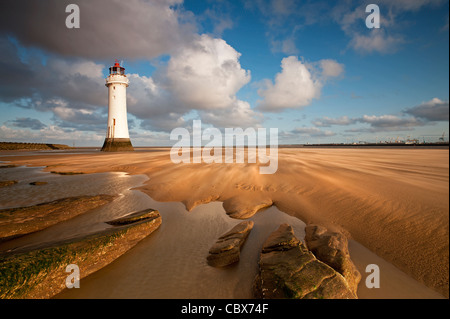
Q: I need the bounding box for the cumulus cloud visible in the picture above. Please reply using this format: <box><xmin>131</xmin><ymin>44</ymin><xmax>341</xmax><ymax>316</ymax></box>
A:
<box><xmin>404</xmin><ymin>98</ymin><xmax>449</xmax><ymax>121</ymax></box>
<box><xmin>166</xmin><ymin>34</ymin><xmax>251</xmax><ymax>111</ymax></box>
<box><xmin>0</xmin><ymin>0</ymin><xmax>195</xmax><ymax>60</ymax></box>
<box><xmin>256</xmin><ymin>56</ymin><xmax>320</xmax><ymax>112</ymax></box>
<box><xmin>7</xmin><ymin>118</ymin><xmax>47</xmax><ymax>130</ymax></box>
<box><xmin>125</xmin><ymin>73</ymin><xmax>187</xmax><ymax>132</ymax></box>
<box><xmin>137</xmin><ymin>34</ymin><xmax>260</xmax><ymax>130</ymax></box>
<box><xmin>256</xmin><ymin>56</ymin><xmax>343</xmax><ymax>112</ymax></box>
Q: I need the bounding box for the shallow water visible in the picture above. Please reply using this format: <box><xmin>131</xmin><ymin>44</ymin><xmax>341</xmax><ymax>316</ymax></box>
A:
<box><xmin>0</xmin><ymin>165</ymin><xmax>150</xmax><ymax>251</ymax></box>
<box><xmin>0</xmin><ymin>164</ymin><xmax>444</xmax><ymax>299</ymax></box>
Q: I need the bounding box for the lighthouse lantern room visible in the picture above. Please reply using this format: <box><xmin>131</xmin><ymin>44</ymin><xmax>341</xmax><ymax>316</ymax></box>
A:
<box><xmin>101</xmin><ymin>60</ymin><xmax>134</xmax><ymax>152</ymax></box>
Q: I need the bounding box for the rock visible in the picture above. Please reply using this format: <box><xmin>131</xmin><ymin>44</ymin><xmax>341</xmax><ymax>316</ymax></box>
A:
<box><xmin>304</xmin><ymin>224</ymin><xmax>361</xmax><ymax>295</ymax></box>
<box><xmin>254</xmin><ymin>223</ymin><xmax>356</xmax><ymax>299</ymax></box>
<box><xmin>0</xmin><ymin>208</ymin><xmax>162</xmax><ymax>299</ymax></box>
<box><xmin>207</xmin><ymin>221</ymin><xmax>254</xmax><ymax>267</ymax></box>
<box><xmin>107</xmin><ymin>208</ymin><xmax>160</xmax><ymax>226</ymax></box>
<box><xmin>29</xmin><ymin>181</ymin><xmax>48</xmax><ymax>186</ymax></box>
<box><xmin>0</xmin><ymin>195</ymin><xmax>116</xmax><ymax>241</ymax></box>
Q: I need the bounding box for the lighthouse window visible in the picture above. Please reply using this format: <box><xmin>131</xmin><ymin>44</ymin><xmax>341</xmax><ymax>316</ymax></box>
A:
<box><xmin>113</xmin><ymin>86</ymin><xmax>116</xmax><ymax>90</ymax></box>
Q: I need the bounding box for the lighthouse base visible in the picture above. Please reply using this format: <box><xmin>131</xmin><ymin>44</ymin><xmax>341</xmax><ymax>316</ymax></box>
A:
<box><xmin>101</xmin><ymin>138</ymin><xmax>134</xmax><ymax>152</ymax></box>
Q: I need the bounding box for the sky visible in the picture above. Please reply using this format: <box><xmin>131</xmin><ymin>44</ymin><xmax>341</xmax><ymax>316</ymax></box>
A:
<box><xmin>0</xmin><ymin>0</ymin><xmax>448</xmax><ymax>146</ymax></box>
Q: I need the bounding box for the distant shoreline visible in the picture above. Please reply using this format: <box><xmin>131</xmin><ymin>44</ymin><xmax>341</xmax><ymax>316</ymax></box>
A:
<box><xmin>279</xmin><ymin>143</ymin><xmax>449</xmax><ymax>149</ymax></box>
<box><xmin>0</xmin><ymin>142</ymin><xmax>73</xmax><ymax>151</ymax></box>
<box><xmin>1</xmin><ymin>142</ymin><xmax>448</xmax><ymax>152</ymax></box>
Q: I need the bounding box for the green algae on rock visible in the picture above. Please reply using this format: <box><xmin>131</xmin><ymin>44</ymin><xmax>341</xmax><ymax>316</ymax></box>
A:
<box><xmin>0</xmin><ymin>195</ymin><xmax>117</xmax><ymax>242</ymax></box>
<box><xmin>304</xmin><ymin>224</ymin><xmax>361</xmax><ymax>296</ymax></box>
<box><xmin>254</xmin><ymin>223</ymin><xmax>357</xmax><ymax>299</ymax></box>
<box><xmin>207</xmin><ymin>220</ymin><xmax>254</xmax><ymax>267</ymax></box>
<box><xmin>0</xmin><ymin>208</ymin><xmax>162</xmax><ymax>299</ymax></box>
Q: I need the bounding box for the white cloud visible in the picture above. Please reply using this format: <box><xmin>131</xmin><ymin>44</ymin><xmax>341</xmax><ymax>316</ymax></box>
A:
<box><xmin>256</xmin><ymin>56</ymin><xmax>343</xmax><ymax>112</ymax></box>
<box><xmin>319</xmin><ymin>59</ymin><xmax>345</xmax><ymax>78</ymax></box>
<box><xmin>257</xmin><ymin>56</ymin><xmax>321</xmax><ymax>112</ymax></box>
<box><xmin>350</xmin><ymin>30</ymin><xmax>404</xmax><ymax>54</ymax></box>
<box><xmin>404</xmin><ymin>98</ymin><xmax>449</xmax><ymax>121</ymax></box>
<box><xmin>121</xmin><ymin>34</ymin><xmax>260</xmax><ymax>131</ymax></box>
<box><xmin>166</xmin><ymin>34</ymin><xmax>251</xmax><ymax>111</ymax></box>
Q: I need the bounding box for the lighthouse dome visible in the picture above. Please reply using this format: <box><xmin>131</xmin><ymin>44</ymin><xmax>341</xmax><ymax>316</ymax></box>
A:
<box><xmin>109</xmin><ymin>60</ymin><xmax>125</xmax><ymax>75</ymax></box>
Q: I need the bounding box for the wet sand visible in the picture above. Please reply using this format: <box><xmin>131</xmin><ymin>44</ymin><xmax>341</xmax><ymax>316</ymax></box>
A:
<box><xmin>1</xmin><ymin>147</ymin><xmax>448</xmax><ymax>297</ymax></box>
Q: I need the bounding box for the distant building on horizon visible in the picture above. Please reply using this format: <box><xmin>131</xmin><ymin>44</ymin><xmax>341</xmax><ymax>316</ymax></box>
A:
<box><xmin>101</xmin><ymin>60</ymin><xmax>134</xmax><ymax>152</ymax></box>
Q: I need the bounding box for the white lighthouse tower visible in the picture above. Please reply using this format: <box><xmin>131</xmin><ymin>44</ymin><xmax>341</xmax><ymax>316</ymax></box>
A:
<box><xmin>101</xmin><ymin>60</ymin><xmax>134</xmax><ymax>152</ymax></box>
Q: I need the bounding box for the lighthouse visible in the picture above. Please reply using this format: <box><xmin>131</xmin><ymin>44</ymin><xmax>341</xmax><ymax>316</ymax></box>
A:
<box><xmin>101</xmin><ymin>60</ymin><xmax>134</xmax><ymax>152</ymax></box>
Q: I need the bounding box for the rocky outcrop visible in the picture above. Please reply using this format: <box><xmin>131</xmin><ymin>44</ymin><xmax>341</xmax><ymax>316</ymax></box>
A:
<box><xmin>254</xmin><ymin>224</ymin><xmax>356</xmax><ymax>299</ymax></box>
<box><xmin>207</xmin><ymin>221</ymin><xmax>254</xmax><ymax>267</ymax></box>
<box><xmin>304</xmin><ymin>224</ymin><xmax>361</xmax><ymax>295</ymax></box>
<box><xmin>0</xmin><ymin>208</ymin><xmax>162</xmax><ymax>299</ymax></box>
<box><xmin>0</xmin><ymin>195</ymin><xmax>116</xmax><ymax>242</ymax></box>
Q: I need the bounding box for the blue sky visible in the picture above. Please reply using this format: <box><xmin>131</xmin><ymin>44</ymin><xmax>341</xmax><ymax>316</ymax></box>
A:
<box><xmin>0</xmin><ymin>0</ymin><xmax>448</xmax><ymax>146</ymax></box>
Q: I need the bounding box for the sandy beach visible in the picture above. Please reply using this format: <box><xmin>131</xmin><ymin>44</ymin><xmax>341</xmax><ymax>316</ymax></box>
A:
<box><xmin>0</xmin><ymin>147</ymin><xmax>448</xmax><ymax>298</ymax></box>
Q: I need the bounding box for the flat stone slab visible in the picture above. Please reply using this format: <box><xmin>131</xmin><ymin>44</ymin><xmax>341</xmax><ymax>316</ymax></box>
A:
<box><xmin>207</xmin><ymin>220</ymin><xmax>254</xmax><ymax>267</ymax></box>
<box><xmin>0</xmin><ymin>195</ymin><xmax>116</xmax><ymax>242</ymax></box>
<box><xmin>106</xmin><ymin>208</ymin><xmax>160</xmax><ymax>226</ymax></box>
<box><xmin>254</xmin><ymin>223</ymin><xmax>357</xmax><ymax>299</ymax></box>
<box><xmin>0</xmin><ymin>208</ymin><xmax>162</xmax><ymax>299</ymax></box>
